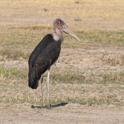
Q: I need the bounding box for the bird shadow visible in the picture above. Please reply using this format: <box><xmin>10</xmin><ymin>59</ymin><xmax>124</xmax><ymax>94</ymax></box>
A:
<box><xmin>31</xmin><ymin>102</ymin><xmax>68</xmax><ymax>109</ymax></box>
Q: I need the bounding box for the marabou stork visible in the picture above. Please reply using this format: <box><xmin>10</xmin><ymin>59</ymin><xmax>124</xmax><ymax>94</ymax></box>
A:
<box><xmin>28</xmin><ymin>18</ymin><xmax>80</xmax><ymax>108</ymax></box>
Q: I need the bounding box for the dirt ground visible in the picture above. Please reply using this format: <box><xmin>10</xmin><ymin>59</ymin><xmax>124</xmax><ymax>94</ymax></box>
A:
<box><xmin>0</xmin><ymin>47</ymin><xmax>124</xmax><ymax>124</ymax></box>
<box><xmin>0</xmin><ymin>0</ymin><xmax>124</xmax><ymax>124</ymax></box>
<box><xmin>0</xmin><ymin>103</ymin><xmax>124</xmax><ymax>124</ymax></box>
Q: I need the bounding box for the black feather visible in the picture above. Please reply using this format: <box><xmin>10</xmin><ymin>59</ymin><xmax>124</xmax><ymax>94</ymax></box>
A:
<box><xmin>28</xmin><ymin>34</ymin><xmax>62</xmax><ymax>89</ymax></box>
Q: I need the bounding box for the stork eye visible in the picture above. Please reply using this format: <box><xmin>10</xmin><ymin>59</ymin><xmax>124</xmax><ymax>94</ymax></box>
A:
<box><xmin>57</xmin><ymin>20</ymin><xmax>61</xmax><ymax>25</ymax></box>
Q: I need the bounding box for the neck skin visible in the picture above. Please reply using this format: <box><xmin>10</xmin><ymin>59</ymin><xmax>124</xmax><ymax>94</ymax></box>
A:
<box><xmin>52</xmin><ymin>28</ymin><xmax>63</xmax><ymax>41</ymax></box>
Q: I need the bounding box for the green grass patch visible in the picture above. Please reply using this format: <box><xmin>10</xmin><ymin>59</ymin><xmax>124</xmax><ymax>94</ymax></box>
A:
<box><xmin>64</xmin><ymin>30</ymin><xmax>124</xmax><ymax>48</ymax></box>
<box><xmin>0</xmin><ymin>65</ymin><xmax>26</xmax><ymax>79</ymax></box>
<box><xmin>0</xmin><ymin>26</ymin><xmax>124</xmax><ymax>60</ymax></box>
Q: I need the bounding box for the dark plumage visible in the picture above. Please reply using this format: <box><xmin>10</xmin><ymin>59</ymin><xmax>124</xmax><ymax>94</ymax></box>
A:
<box><xmin>28</xmin><ymin>34</ymin><xmax>62</xmax><ymax>89</ymax></box>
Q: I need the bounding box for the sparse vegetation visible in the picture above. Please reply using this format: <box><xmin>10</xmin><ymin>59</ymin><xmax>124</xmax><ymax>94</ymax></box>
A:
<box><xmin>0</xmin><ymin>26</ymin><xmax>124</xmax><ymax>106</ymax></box>
<box><xmin>0</xmin><ymin>1</ymin><xmax>124</xmax><ymax>123</ymax></box>
<box><xmin>0</xmin><ymin>0</ymin><xmax>123</xmax><ymax>109</ymax></box>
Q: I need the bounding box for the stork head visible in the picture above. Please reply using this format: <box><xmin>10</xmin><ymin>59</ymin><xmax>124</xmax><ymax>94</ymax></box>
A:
<box><xmin>53</xmin><ymin>18</ymin><xmax>80</xmax><ymax>41</ymax></box>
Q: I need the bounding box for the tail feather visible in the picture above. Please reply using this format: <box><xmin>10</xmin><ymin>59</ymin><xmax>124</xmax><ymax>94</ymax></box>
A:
<box><xmin>28</xmin><ymin>62</ymin><xmax>47</xmax><ymax>89</ymax></box>
<box><xmin>28</xmin><ymin>68</ymin><xmax>39</xmax><ymax>89</ymax></box>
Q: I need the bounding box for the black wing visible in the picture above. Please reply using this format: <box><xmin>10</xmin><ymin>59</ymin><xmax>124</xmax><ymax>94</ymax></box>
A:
<box><xmin>28</xmin><ymin>34</ymin><xmax>61</xmax><ymax>89</ymax></box>
<box><xmin>28</xmin><ymin>34</ymin><xmax>53</xmax><ymax>67</ymax></box>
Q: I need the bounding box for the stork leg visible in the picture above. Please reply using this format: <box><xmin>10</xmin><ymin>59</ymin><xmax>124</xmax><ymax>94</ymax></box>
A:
<box><xmin>46</xmin><ymin>69</ymin><xmax>51</xmax><ymax>108</ymax></box>
<box><xmin>40</xmin><ymin>76</ymin><xmax>44</xmax><ymax>106</ymax></box>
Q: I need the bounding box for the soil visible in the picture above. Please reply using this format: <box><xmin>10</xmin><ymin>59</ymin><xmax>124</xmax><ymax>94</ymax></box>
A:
<box><xmin>0</xmin><ymin>103</ymin><xmax>124</xmax><ymax>124</ymax></box>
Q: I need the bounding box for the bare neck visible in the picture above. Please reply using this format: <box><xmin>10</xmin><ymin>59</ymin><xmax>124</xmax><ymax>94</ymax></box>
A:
<box><xmin>52</xmin><ymin>28</ymin><xmax>63</xmax><ymax>41</ymax></box>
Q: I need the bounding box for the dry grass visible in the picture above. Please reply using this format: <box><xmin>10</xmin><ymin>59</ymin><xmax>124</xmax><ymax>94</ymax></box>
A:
<box><xmin>0</xmin><ymin>60</ymin><xmax>124</xmax><ymax>106</ymax></box>
<box><xmin>0</xmin><ymin>26</ymin><xmax>124</xmax><ymax>60</ymax></box>
<box><xmin>0</xmin><ymin>0</ymin><xmax>124</xmax><ymax>30</ymax></box>
<box><xmin>0</xmin><ymin>0</ymin><xmax>124</xmax><ymax>107</ymax></box>
<box><xmin>0</xmin><ymin>26</ymin><xmax>124</xmax><ymax>106</ymax></box>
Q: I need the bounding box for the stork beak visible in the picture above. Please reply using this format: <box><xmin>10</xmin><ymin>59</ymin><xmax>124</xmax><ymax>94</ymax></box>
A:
<box><xmin>63</xmin><ymin>25</ymin><xmax>80</xmax><ymax>41</ymax></box>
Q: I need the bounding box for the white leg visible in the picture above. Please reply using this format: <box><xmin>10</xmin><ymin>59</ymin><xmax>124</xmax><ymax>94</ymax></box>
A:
<box><xmin>40</xmin><ymin>77</ymin><xmax>44</xmax><ymax>106</ymax></box>
<box><xmin>46</xmin><ymin>69</ymin><xmax>51</xmax><ymax>108</ymax></box>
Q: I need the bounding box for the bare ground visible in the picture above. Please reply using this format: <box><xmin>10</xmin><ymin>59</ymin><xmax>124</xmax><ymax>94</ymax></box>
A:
<box><xmin>0</xmin><ymin>0</ymin><xmax>124</xmax><ymax>124</ymax></box>
<box><xmin>0</xmin><ymin>103</ymin><xmax>124</xmax><ymax>124</ymax></box>
<box><xmin>0</xmin><ymin>47</ymin><xmax>124</xmax><ymax>124</ymax></box>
